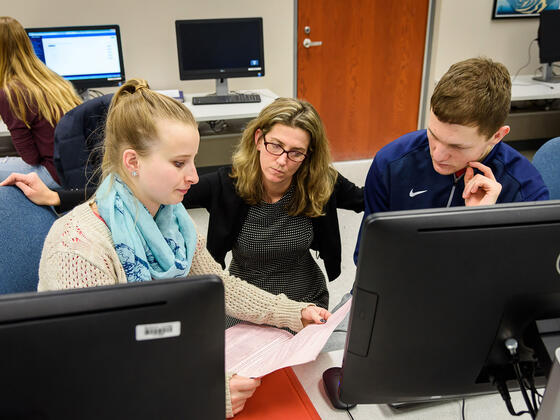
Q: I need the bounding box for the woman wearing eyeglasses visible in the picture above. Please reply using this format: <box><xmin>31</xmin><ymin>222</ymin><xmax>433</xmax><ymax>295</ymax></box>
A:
<box><xmin>184</xmin><ymin>97</ymin><xmax>363</xmax><ymax>326</ymax></box>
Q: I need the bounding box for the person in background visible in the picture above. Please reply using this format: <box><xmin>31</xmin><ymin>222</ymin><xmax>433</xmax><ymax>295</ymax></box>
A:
<box><xmin>37</xmin><ymin>79</ymin><xmax>330</xmax><ymax>417</ymax></box>
<box><xmin>3</xmin><ymin>98</ymin><xmax>364</xmax><ymax>328</ymax></box>
<box><xmin>184</xmin><ymin>98</ymin><xmax>363</xmax><ymax>327</ymax></box>
<box><xmin>0</xmin><ymin>16</ymin><xmax>81</xmax><ymax>188</ymax></box>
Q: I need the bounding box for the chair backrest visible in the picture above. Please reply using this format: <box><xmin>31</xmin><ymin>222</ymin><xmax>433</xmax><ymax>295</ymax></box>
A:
<box><xmin>532</xmin><ymin>137</ymin><xmax>560</xmax><ymax>200</ymax></box>
<box><xmin>0</xmin><ymin>186</ymin><xmax>57</xmax><ymax>293</ymax></box>
<box><xmin>54</xmin><ymin>94</ymin><xmax>113</xmax><ymax>189</ymax></box>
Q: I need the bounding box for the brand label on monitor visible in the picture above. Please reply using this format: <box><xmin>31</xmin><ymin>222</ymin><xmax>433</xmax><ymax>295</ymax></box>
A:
<box><xmin>135</xmin><ymin>321</ymin><xmax>181</xmax><ymax>341</ymax></box>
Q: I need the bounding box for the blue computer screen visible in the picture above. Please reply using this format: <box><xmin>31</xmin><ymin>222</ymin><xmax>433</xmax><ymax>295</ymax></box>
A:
<box><xmin>26</xmin><ymin>25</ymin><xmax>125</xmax><ymax>89</ymax></box>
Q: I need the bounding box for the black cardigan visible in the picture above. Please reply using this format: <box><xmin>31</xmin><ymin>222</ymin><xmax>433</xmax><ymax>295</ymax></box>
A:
<box><xmin>183</xmin><ymin>167</ymin><xmax>364</xmax><ymax>281</ymax></box>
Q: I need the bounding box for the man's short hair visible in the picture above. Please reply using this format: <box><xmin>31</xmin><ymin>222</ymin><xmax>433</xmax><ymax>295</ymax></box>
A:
<box><xmin>430</xmin><ymin>57</ymin><xmax>511</xmax><ymax>138</ymax></box>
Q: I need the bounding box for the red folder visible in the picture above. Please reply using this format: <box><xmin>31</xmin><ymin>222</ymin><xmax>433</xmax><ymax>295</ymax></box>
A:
<box><xmin>235</xmin><ymin>367</ymin><xmax>321</xmax><ymax>419</ymax></box>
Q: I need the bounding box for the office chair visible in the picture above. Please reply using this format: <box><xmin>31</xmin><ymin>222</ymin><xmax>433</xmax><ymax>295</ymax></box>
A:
<box><xmin>54</xmin><ymin>94</ymin><xmax>113</xmax><ymax>189</ymax></box>
<box><xmin>532</xmin><ymin>137</ymin><xmax>560</xmax><ymax>200</ymax></box>
<box><xmin>0</xmin><ymin>186</ymin><xmax>57</xmax><ymax>293</ymax></box>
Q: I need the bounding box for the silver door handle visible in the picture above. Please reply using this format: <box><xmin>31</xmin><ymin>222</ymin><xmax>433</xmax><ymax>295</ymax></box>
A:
<box><xmin>303</xmin><ymin>38</ymin><xmax>323</xmax><ymax>48</ymax></box>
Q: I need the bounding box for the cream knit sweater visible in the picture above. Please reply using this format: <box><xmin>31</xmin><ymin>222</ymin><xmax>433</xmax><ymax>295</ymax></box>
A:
<box><xmin>38</xmin><ymin>201</ymin><xmax>311</xmax><ymax>417</ymax></box>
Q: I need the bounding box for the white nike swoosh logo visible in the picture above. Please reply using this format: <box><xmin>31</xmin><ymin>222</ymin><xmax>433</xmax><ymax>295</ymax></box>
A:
<box><xmin>409</xmin><ymin>189</ymin><xmax>427</xmax><ymax>198</ymax></box>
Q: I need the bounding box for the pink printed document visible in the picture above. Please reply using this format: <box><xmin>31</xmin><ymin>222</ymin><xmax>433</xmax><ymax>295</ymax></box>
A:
<box><xmin>225</xmin><ymin>298</ymin><xmax>352</xmax><ymax>378</ymax></box>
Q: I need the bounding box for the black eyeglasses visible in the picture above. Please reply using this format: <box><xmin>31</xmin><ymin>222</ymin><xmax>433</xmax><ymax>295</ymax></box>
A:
<box><xmin>263</xmin><ymin>138</ymin><xmax>308</xmax><ymax>162</ymax></box>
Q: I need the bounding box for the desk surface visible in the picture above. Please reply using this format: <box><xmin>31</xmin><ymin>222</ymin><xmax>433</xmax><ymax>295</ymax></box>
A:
<box><xmin>0</xmin><ymin>88</ymin><xmax>279</xmax><ymax>135</ymax></box>
<box><xmin>512</xmin><ymin>75</ymin><xmax>560</xmax><ymax>101</ymax></box>
<box><xmin>183</xmin><ymin>88</ymin><xmax>278</xmax><ymax>122</ymax></box>
<box><xmin>292</xmin><ymin>350</ymin><xmax>534</xmax><ymax>420</ymax></box>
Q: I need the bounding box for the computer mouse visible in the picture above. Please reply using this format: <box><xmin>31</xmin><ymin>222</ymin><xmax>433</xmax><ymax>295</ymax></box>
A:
<box><xmin>322</xmin><ymin>367</ymin><xmax>357</xmax><ymax>410</ymax></box>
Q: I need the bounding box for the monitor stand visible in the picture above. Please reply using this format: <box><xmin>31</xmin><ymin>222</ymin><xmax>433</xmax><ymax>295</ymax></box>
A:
<box><xmin>324</xmin><ymin>366</ymin><xmax>454</xmax><ymax>411</ymax></box>
<box><xmin>215</xmin><ymin>78</ymin><xmax>230</xmax><ymax>96</ymax></box>
<box><xmin>533</xmin><ymin>63</ymin><xmax>560</xmax><ymax>84</ymax></box>
<box><xmin>191</xmin><ymin>79</ymin><xmax>261</xmax><ymax>105</ymax></box>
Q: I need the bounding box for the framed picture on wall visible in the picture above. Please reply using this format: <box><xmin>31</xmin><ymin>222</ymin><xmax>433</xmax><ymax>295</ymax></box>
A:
<box><xmin>492</xmin><ymin>0</ymin><xmax>560</xmax><ymax>19</ymax></box>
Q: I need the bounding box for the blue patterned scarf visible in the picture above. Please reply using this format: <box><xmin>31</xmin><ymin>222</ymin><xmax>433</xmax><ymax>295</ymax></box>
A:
<box><xmin>95</xmin><ymin>175</ymin><xmax>197</xmax><ymax>282</ymax></box>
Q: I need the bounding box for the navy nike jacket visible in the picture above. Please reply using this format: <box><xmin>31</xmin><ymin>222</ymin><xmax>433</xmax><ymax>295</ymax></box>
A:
<box><xmin>354</xmin><ymin>129</ymin><xmax>549</xmax><ymax>261</ymax></box>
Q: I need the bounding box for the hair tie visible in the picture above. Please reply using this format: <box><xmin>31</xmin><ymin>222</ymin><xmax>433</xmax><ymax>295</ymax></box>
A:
<box><xmin>134</xmin><ymin>84</ymin><xmax>148</xmax><ymax>93</ymax></box>
<box><xmin>119</xmin><ymin>79</ymin><xmax>150</xmax><ymax>96</ymax></box>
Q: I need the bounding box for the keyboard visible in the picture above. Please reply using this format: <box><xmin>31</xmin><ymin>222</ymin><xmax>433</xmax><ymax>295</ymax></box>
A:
<box><xmin>192</xmin><ymin>93</ymin><xmax>261</xmax><ymax>105</ymax></box>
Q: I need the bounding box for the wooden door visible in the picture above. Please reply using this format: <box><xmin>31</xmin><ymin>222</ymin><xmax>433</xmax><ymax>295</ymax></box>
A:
<box><xmin>297</xmin><ymin>0</ymin><xmax>429</xmax><ymax>161</ymax></box>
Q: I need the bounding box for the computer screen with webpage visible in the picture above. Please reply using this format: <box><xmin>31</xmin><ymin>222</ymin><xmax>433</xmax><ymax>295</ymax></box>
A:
<box><xmin>26</xmin><ymin>25</ymin><xmax>126</xmax><ymax>92</ymax></box>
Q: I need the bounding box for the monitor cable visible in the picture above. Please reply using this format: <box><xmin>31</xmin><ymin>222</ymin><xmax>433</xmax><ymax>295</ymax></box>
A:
<box><xmin>505</xmin><ymin>338</ymin><xmax>538</xmax><ymax>419</ymax></box>
<box><xmin>492</xmin><ymin>372</ymin><xmax>527</xmax><ymax>417</ymax></box>
<box><xmin>512</xmin><ymin>38</ymin><xmax>538</xmax><ymax>83</ymax></box>
<box><xmin>510</xmin><ymin>38</ymin><xmax>556</xmax><ymax>90</ymax></box>
<box><xmin>85</xmin><ymin>89</ymin><xmax>105</xmax><ymax>98</ymax></box>
<box><xmin>207</xmin><ymin>120</ymin><xmax>228</xmax><ymax>133</ymax></box>
<box><xmin>520</xmin><ymin>360</ymin><xmax>543</xmax><ymax>412</ymax></box>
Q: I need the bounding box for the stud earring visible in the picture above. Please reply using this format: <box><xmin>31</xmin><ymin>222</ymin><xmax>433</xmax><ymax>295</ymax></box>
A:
<box><xmin>131</xmin><ymin>171</ymin><xmax>138</xmax><ymax>177</ymax></box>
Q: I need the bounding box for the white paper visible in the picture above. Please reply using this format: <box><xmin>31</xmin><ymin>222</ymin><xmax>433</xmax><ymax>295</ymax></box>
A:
<box><xmin>225</xmin><ymin>297</ymin><xmax>352</xmax><ymax>378</ymax></box>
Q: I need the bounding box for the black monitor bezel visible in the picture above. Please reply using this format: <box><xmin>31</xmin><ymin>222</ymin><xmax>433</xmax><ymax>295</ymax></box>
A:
<box><xmin>25</xmin><ymin>24</ymin><xmax>126</xmax><ymax>91</ymax></box>
<box><xmin>339</xmin><ymin>200</ymin><xmax>560</xmax><ymax>405</ymax></box>
<box><xmin>0</xmin><ymin>275</ymin><xmax>225</xmax><ymax>418</ymax></box>
<box><xmin>537</xmin><ymin>10</ymin><xmax>560</xmax><ymax>64</ymax></box>
<box><xmin>175</xmin><ymin>17</ymin><xmax>265</xmax><ymax>81</ymax></box>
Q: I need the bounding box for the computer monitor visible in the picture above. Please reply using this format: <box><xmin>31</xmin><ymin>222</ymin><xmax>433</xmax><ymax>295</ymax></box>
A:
<box><xmin>325</xmin><ymin>200</ymin><xmax>560</xmax><ymax>416</ymax></box>
<box><xmin>26</xmin><ymin>25</ymin><xmax>126</xmax><ymax>94</ymax></box>
<box><xmin>0</xmin><ymin>275</ymin><xmax>225</xmax><ymax>419</ymax></box>
<box><xmin>175</xmin><ymin>17</ymin><xmax>265</xmax><ymax>96</ymax></box>
<box><xmin>534</xmin><ymin>10</ymin><xmax>560</xmax><ymax>83</ymax></box>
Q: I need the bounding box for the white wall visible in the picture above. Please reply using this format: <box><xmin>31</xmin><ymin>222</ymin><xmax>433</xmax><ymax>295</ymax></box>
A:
<box><xmin>423</xmin><ymin>0</ymin><xmax>541</xmax><ymax>126</ymax></box>
<box><xmin>3</xmin><ymin>0</ymin><xmax>295</xmax><ymax>96</ymax></box>
<box><xmin>5</xmin><ymin>1</ymin><xmax>542</xmax><ymax>129</ymax></box>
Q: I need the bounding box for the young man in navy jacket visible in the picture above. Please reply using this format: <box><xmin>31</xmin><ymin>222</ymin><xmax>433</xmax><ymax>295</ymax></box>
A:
<box><xmin>354</xmin><ymin>57</ymin><xmax>549</xmax><ymax>260</ymax></box>
<box><xmin>320</xmin><ymin>57</ymin><xmax>551</xmax><ymax>353</ymax></box>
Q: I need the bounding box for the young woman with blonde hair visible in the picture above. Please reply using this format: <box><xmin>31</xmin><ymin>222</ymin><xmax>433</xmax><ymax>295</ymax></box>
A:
<box><xmin>185</xmin><ymin>97</ymin><xmax>364</xmax><ymax>326</ymax></box>
<box><xmin>0</xmin><ymin>16</ymin><xmax>81</xmax><ymax>187</ymax></box>
<box><xmin>37</xmin><ymin>79</ymin><xmax>329</xmax><ymax>417</ymax></box>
